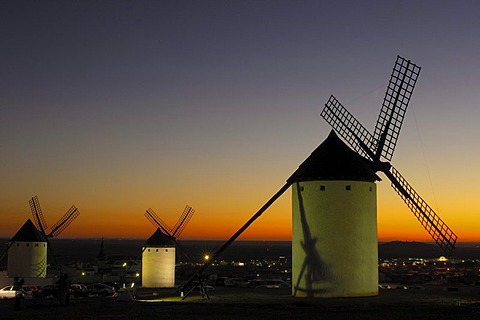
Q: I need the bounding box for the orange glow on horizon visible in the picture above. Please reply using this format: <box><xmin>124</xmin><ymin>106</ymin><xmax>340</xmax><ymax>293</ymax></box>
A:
<box><xmin>1</xmin><ymin>183</ymin><xmax>479</xmax><ymax>243</ymax></box>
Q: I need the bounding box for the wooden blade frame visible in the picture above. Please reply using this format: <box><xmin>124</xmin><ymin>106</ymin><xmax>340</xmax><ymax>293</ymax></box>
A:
<box><xmin>373</xmin><ymin>56</ymin><xmax>421</xmax><ymax>161</ymax></box>
<box><xmin>171</xmin><ymin>206</ymin><xmax>195</xmax><ymax>238</ymax></box>
<box><xmin>320</xmin><ymin>56</ymin><xmax>456</xmax><ymax>255</ymax></box>
<box><xmin>49</xmin><ymin>206</ymin><xmax>80</xmax><ymax>238</ymax></box>
<box><xmin>29</xmin><ymin>196</ymin><xmax>48</xmax><ymax>234</ymax></box>
<box><xmin>181</xmin><ymin>182</ymin><xmax>291</xmax><ymax>299</ymax></box>
<box><xmin>387</xmin><ymin>166</ymin><xmax>457</xmax><ymax>255</ymax></box>
<box><xmin>321</xmin><ymin>95</ymin><xmax>376</xmax><ymax>160</ymax></box>
<box><xmin>144</xmin><ymin>208</ymin><xmax>173</xmax><ymax>237</ymax></box>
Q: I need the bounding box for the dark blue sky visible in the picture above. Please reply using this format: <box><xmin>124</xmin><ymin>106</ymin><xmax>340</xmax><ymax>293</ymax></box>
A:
<box><xmin>1</xmin><ymin>1</ymin><xmax>480</xmax><ymax>239</ymax></box>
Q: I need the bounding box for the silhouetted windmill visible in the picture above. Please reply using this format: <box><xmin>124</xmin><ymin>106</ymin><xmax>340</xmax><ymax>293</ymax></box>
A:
<box><xmin>29</xmin><ymin>195</ymin><xmax>80</xmax><ymax>277</ymax></box>
<box><xmin>142</xmin><ymin>206</ymin><xmax>195</xmax><ymax>288</ymax></box>
<box><xmin>144</xmin><ymin>205</ymin><xmax>195</xmax><ymax>244</ymax></box>
<box><xmin>29</xmin><ymin>196</ymin><xmax>80</xmax><ymax>238</ymax></box>
<box><xmin>180</xmin><ymin>55</ymin><xmax>457</xmax><ymax>299</ymax></box>
<box><xmin>320</xmin><ymin>56</ymin><xmax>457</xmax><ymax>255</ymax></box>
<box><xmin>4</xmin><ymin>196</ymin><xmax>80</xmax><ymax>283</ymax></box>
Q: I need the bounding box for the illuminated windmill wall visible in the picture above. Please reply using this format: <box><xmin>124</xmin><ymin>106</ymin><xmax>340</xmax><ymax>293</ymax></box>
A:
<box><xmin>289</xmin><ymin>131</ymin><xmax>380</xmax><ymax>297</ymax></box>
<box><xmin>142</xmin><ymin>206</ymin><xmax>195</xmax><ymax>288</ymax></box>
<box><xmin>7</xmin><ymin>219</ymin><xmax>47</xmax><ymax>278</ymax></box>
<box><xmin>142</xmin><ymin>229</ymin><xmax>176</xmax><ymax>288</ymax></box>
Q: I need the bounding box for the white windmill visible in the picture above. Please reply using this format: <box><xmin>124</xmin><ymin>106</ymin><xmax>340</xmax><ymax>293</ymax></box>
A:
<box><xmin>180</xmin><ymin>56</ymin><xmax>457</xmax><ymax>300</ymax></box>
<box><xmin>142</xmin><ymin>206</ymin><xmax>195</xmax><ymax>288</ymax></box>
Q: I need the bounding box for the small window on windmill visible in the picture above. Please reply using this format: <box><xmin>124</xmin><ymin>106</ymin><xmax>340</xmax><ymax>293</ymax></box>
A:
<box><xmin>17</xmin><ymin>243</ymin><xmax>20</xmax><ymax>247</ymax></box>
<box><xmin>26</xmin><ymin>243</ymin><xmax>29</xmax><ymax>247</ymax></box>
<box><xmin>35</xmin><ymin>244</ymin><xmax>38</xmax><ymax>247</ymax></box>
<box><xmin>156</xmin><ymin>249</ymin><xmax>158</xmax><ymax>252</ymax></box>
<box><xmin>300</xmin><ymin>186</ymin><xmax>304</xmax><ymax>191</ymax></box>
<box><xmin>148</xmin><ymin>249</ymin><xmax>150</xmax><ymax>252</ymax></box>
<box><xmin>165</xmin><ymin>249</ymin><xmax>168</xmax><ymax>252</ymax></box>
<box><xmin>369</xmin><ymin>186</ymin><xmax>373</xmax><ymax>192</ymax></box>
<box><xmin>345</xmin><ymin>185</ymin><xmax>351</xmax><ymax>191</ymax></box>
<box><xmin>320</xmin><ymin>185</ymin><xmax>326</xmax><ymax>191</ymax></box>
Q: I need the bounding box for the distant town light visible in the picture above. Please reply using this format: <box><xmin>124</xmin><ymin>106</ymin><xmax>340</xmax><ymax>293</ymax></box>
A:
<box><xmin>122</xmin><ymin>262</ymin><xmax>127</xmax><ymax>267</ymax></box>
<box><xmin>204</xmin><ymin>255</ymin><xmax>210</xmax><ymax>261</ymax></box>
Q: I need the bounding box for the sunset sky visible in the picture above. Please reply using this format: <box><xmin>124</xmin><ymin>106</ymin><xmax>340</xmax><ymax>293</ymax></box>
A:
<box><xmin>1</xmin><ymin>1</ymin><xmax>480</xmax><ymax>243</ymax></box>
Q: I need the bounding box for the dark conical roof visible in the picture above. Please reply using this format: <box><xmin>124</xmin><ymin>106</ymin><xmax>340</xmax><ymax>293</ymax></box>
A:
<box><xmin>10</xmin><ymin>219</ymin><xmax>47</xmax><ymax>242</ymax></box>
<box><xmin>146</xmin><ymin>228</ymin><xmax>176</xmax><ymax>247</ymax></box>
<box><xmin>287</xmin><ymin>130</ymin><xmax>380</xmax><ymax>183</ymax></box>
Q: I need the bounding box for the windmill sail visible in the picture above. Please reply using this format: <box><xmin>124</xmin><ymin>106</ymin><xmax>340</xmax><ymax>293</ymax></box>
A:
<box><xmin>387</xmin><ymin>166</ymin><xmax>457</xmax><ymax>255</ymax></box>
<box><xmin>373</xmin><ymin>56</ymin><xmax>421</xmax><ymax>161</ymax></box>
<box><xmin>320</xmin><ymin>56</ymin><xmax>456</xmax><ymax>256</ymax></box>
<box><xmin>171</xmin><ymin>206</ymin><xmax>195</xmax><ymax>238</ymax></box>
<box><xmin>49</xmin><ymin>205</ymin><xmax>80</xmax><ymax>237</ymax></box>
<box><xmin>145</xmin><ymin>205</ymin><xmax>195</xmax><ymax>239</ymax></box>
<box><xmin>145</xmin><ymin>208</ymin><xmax>173</xmax><ymax>237</ymax></box>
<box><xmin>29</xmin><ymin>196</ymin><xmax>48</xmax><ymax>235</ymax></box>
<box><xmin>321</xmin><ymin>95</ymin><xmax>376</xmax><ymax>160</ymax></box>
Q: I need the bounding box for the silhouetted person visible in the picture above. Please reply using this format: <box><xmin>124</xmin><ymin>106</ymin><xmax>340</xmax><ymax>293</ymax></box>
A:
<box><xmin>58</xmin><ymin>274</ymin><xmax>70</xmax><ymax>306</ymax></box>
<box><xmin>13</xmin><ymin>277</ymin><xmax>24</xmax><ymax>311</ymax></box>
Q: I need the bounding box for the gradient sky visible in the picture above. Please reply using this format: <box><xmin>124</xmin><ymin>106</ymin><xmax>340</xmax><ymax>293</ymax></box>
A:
<box><xmin>1</xmin><ymin>1</ymin><xmax>480</xmax><ymax>242</ymax></box>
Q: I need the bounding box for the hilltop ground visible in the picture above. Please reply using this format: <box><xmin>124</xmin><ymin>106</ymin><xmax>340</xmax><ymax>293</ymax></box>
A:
<box><xmin>1</xmin><ymin>286</ymin><xmax>480</xmax><ymax>320</ymax></box>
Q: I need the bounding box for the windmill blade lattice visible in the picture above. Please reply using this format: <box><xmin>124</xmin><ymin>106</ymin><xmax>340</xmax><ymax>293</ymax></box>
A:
<box><xmin>320</xmin><ymin>56</ymin><xmax>457</xmax><ymax>256</ymax></box>
<box><xmin>49</xmin><ymin>206</ymin><xmax>80</xmax><ymax>237</ymax></box>
<box><xmin>387</xmin><ymin>166</ymin><xmax>457</xmax><ymax>255</ymax></box>
<box><xmin>145</xmin><ymin>208</ymin><xmax>173</xmax><ymax>237</ymax></box>
<box><xmin>29</xmin><ymin>196</ymin><xmax>48</xmax><ymax>235</ymax></box>
<box><xmin>373</xmin><ymin>56</ymin><xmax>421</xmax><ymax>161</ymax></box>
<box><xmin>321</xmin><ymin>95</ymin><xmax>376</xmax><ymax>160</ymax></box>
<box><xmin>172</xmin><ymin>206</ymin><xmax>195</xmax><ymax>238</ymax></box>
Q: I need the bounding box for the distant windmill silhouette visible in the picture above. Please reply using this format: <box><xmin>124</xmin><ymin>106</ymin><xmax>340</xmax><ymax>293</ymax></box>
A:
<box><xmin>4</xmin><ymin>196</ymin><xmax>80</xmax><ymax>283</ymax></box>
<box><xmin>142</xmin><ymin>205</ymin><xmax>195</xmax><ymax>288</ymax></box>
<box><xmin>144</xmin><ymin>205</ymin><xmax>195</xmax><ymax>244</ymax></box>
<box><xmin>29</xmin><ymin>195</ymin><xmax>80</xmax><ymax>238</ymax></box>
<box><xmin>29</xmin><ymin>195</ymin><xmax>80</xmax><ymax>275</ymax></box>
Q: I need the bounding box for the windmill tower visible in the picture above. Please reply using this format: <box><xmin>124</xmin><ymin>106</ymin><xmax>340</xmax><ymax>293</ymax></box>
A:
<box><xmin>6</xmin><ymin>196</ymin><xmax>81</xmax><ymax>278</ymax></box>
<box><xmin>180</xmin><ymin>56</ymin><xmax>457</xmax><ymax>299</ymax></box>
<box><xmin>142</xmin><ymin>205</ymin><xmax>195</xmax><ymax>288</ymax></box>
<box><xmin>289</xmin><ymin>130</ymin><xmax>380</xmax><ymax>297</ymax></box>
<box><xmin>288</xmin><ymin>55</ymin><xmax>456</xmax><ymax>298</ymax></box>
<box><xmin>7</xmin><ymin>219</ymin><xmax>48</xmax><ymax>278</ymax></box>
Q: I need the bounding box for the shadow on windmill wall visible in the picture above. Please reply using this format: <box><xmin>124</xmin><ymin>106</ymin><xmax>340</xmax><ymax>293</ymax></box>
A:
<box><xmin>293</xmin><ymin>182</ymin><xmax>336</xmax><ymax>297</ymax></box>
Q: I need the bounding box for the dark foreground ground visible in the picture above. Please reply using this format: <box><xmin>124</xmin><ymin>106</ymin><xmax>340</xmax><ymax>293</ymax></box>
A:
<box><xmin>2</xmin><ymin>287</ymin><xmax>480</xmax><ymax>320</ymax></box>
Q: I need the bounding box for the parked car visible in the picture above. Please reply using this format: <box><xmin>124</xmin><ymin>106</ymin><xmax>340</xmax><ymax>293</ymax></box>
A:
<box><xmin>247</xmin><ymin>279</ymin><xmax>265</xmax><ymax>288</ymax></box>
<box><xmin>0</xmin><ymin>286</ymin><xmax>24</xmax><ymax>299</ymax></box>
<box><xmin>22</xmin><ymin>285</ymin><xmax>43</xmax><ymax>298</ymax></box>
<box><xmin>70</xmin><ymin>284</ymin><xmax>89</xmax><ymax>297</ymax></box>
<box><xmin>214</xmin><ymin>277</ymin><xmax>228</xmax><ymax>287</ymax></box>
<box><xmin>101</xmin><ymin>282</ymin><xmax>120</xmax><ymax>291</ymax></box>
<box><xmin>87</xmin><ymin>283</ymin><xmax>115</xmax><ymax>296</ymax></box>
<box><xmin>225</xmin><ymin>278</ymin><xmax>250</xmax><ymax>288</ymax></box>
<box><xmin>42</xmin><ymin>284</ymin><xmax>60</xmax><ymax>297</ymax></box>
<box><xmin>257</xmin><ymin>280</ymin><xmax>291</xmax><ymax>289</ymax></box>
